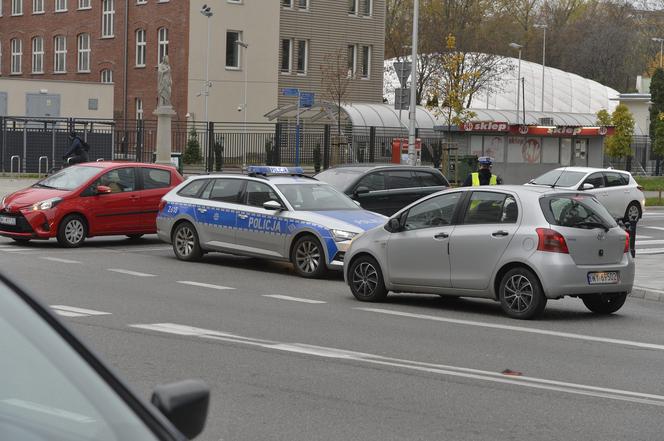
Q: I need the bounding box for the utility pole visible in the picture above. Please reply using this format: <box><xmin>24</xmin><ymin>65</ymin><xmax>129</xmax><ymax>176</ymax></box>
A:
<box><xmin>534</xmin><ymin>24</ymin><xmax>547</xmax><ymax>112</ymax></box>
<box><xmin>407</xmin><ymin>0</ymin><xmax>419</xmax><ymax>166</ymax></box>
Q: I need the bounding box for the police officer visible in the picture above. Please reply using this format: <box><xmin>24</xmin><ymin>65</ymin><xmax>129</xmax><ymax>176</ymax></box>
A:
<box><xmin>463</xmin><ymin>156</ymin><xmax>502</xmax><ymax>186</ymax></box>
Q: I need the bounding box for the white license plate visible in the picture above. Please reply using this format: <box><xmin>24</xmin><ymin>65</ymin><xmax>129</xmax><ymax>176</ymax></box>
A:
<box><xmin>0</xmin><ymin>215</ymin><xmax>16</xmax><ymax>226</ymax></box>
<box><xmin>587</xmin><ymin>271</ymin><xmax>619</xmax><ymax>285</ymax></box>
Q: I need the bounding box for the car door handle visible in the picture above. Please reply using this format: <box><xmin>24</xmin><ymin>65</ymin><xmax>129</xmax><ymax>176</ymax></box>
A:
<box><xmin>434</xmin><ymin>232</ymin><xmax>449</xmax><ymax>239</ymax></box>
<box><xmin>197</xmin><ymin>208</ymin><xmax>207</xmax><ymax>213</ymax></box>
<box><xmin>238</xmin><ymin>214</ymin><xmax>248</xmax><ymax>219</ymax></box>
<box><xmin>492</xmin><ymin>230</ymin><xmax>509</xmax><ymax>237</ymax></box>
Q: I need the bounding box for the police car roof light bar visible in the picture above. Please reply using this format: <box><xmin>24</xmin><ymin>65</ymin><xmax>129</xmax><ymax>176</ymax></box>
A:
<box><xmin>246</xmin><ymin>166</ymin><xmax>305</xmax><ymax>176</ymax></box>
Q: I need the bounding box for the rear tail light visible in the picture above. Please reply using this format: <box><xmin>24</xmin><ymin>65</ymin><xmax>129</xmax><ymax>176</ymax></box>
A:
<box><xmin>624</xmin><ymin>232</ymin><xmax>630</xmax><ymax>253</ymax></box>
<box><xmin>158</xmin><ymin>199</ymin><xmax>167</xmax><ymax>212</ymax></box>
<box><xmin>536</xmin><ymin>228</ymin><xmax>569</xmax><ymax>254</ymax></box>
<box><xmin>637</xmin><ymin>185</ymin><xmax>644</xmax><ymax>192</ymax></box>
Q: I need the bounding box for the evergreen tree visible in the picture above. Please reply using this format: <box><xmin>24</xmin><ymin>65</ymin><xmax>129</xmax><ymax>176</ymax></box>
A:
<box><xmin>183</xmin><ymin>128</ymin><xmax>203</xmax><ymax>165</ymax></box>
<box><xmin>604</xmin><ymin>104</ymin><xmax>634</xmax><ymax>160</ymax></box>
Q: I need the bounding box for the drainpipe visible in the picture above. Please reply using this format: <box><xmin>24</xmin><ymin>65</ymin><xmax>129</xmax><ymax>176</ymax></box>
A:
<box><xmin>123</xmin><ymin>0</ymin><xmax>129</xmax><ymax>134</ymax></box>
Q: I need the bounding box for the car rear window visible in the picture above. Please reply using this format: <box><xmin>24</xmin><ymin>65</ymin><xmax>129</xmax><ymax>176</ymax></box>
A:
<box><xmin>530</xmin><ymin>170</ymin><xmax>586</xmax><ymax>187</ymax></box>
<box><xmin>141</xmin><ymin>168</ymin><xmax>171</xmax><ymax>190</ymax></box>
<box><xmin>315</xmin><ymin>168</ymin><xmax>365</xmax><ymax>190</ymax></box>
<box><xmin>539</xmin><ymin>195</ymin><xmax>617</xmax><ymax>230</ymax></box>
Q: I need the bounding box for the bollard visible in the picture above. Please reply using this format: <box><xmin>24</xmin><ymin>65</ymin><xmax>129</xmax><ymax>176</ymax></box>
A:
<box><xmin>621</xmin><ymin>218</ymin><xmax>637</xmax><ymax>258</ymax></box>
<box><xmin>38</xmin><ymin>156</ymin><xmax>49</xmax><ymax>176</ymax></box>
<box><xmin>10</xmin><ymin>155</ymin><xmax>21</xmax><ymax>176</ymax></box>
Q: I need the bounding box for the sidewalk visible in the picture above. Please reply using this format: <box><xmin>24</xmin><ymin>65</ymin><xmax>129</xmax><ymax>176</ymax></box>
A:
<box><xmin>0</xmin><ymin>177</ymin><xmax>38</xmax><ymax>195</ymax></box>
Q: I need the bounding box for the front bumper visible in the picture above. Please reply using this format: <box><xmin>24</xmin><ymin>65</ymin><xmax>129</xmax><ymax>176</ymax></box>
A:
<box><xmin>326</xmin><ymin>239</ymin><xmax>351</xmax><ymax>270</ymax></box>
<box><xmin>0</xmin><ymin>210</ymin><xmax>53</xmax><ymax>239</ymax></box>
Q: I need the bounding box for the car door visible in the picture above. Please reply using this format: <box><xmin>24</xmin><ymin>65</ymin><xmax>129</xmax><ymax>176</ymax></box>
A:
<box><xmin>449</xmin><ymin>191</ymin><xmax>520</xmax><ymax>291</ymax></box>
<box><xmin>81</xmin><ymin>167</ymin><xmax>139</xmax><ymax>235</ymax></box>
<box><xmin>581</xmin><ymin>172</ymin><xmax>608</xmax><ymax>209</ymax></box>
<box><xmin>136</xmin><ymin>167</ymin><xmax>173</xmax><ymax>231</ymax></box>
<box><xmin>603</xmin><ymin>171</ymin><xmax>629</xmax><ymax>218</ymax></box>
<box><xmin>352</xmin><ymin>172</ymin><xmax>389</xmax><ymax>214</ymax></box>
<box><xmin>234</xmin><ymin>180</ymin><xmax>288</xmax><ymax>258</ymax></box>
<box><xmin>195</xmin><ymin>178</ymin><xmax>243</xmax><ymax>249</ymax></box>
<box><xmin>386</xmin><ymin>192</ymin><xmax>462</xmax><ymax>288</ymax></box>
<box><xmin>384</xmin><ymin>170</ymin><xmax>421</xmax><ymax>215</ymax></box>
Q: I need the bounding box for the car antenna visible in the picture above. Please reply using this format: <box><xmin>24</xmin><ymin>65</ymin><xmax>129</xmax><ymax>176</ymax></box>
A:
<box><xmin>550</xmin><ymin>166</ymin><xmax>568</xmax><ymax>189</ymax></box>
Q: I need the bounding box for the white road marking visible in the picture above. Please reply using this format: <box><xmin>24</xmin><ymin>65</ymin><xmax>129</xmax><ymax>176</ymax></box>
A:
<box><xmin>641</xmin><ymin>225</ymin><xmax>664</xmax><ymax>231</ymax></box>
<box><xmin>263</xmin><ymin>294</ymin><xmax>326</xmax><ymax>304</ymax></box>
<box><xmin>636</xmin><ymin>248</ymin><xmax>664</xmax><ymax>255</ymax></box>
<box><xmin>356</xmin><ymin>307</ymin><xmax>664</xmax><ymax>352</ymax></box>
<box><xmin>51</xmin><ymin>305</ymin><xmax>111</xmax><ymax>317</ymax></box>
<box><xmin>130</xmin><ymin>323</ymin><xmax>664</xmax><ymax>407</ymax></box>
<box><xmin>107</xmin><ymin>268</ymin><xmax>157</xmax><ymax>277</ymax></box>
<box><xmin>634</xmin><ymin>286</ymin><xmax>664</xmax><ymax>295</ymax></box>
<box><xmin>177</xmin><ymin>281</ymin><xmax>235</xmax><ymax>290</ymax></box>
<box><xmin>635</xmin><ymin>239</ymin><xmax>664</xmax><ymax>245</ymax></box>
<box><xmin>41</xmin><ymin>256</ymin><xmax>82</xmax><ymax>264</ymax></box>
<box><xmin>635</xmin><ymin>235</ymin><xmax>652</xmax><ymax>239</ymax></box>
<box><xmin>110</xmin><ymin>246</ymin><xmax>172</xmax><ymax>253</ymax></box>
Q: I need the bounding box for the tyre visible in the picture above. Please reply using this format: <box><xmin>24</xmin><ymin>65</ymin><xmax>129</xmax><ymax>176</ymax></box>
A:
<box><xmin>348</xmin><ymin>255</ymin><xmax>388</xmax><ymax>302</ymax></box>
<box><xmin>172</xmin><ymin>222</ymin><xmax>202</xmax><ymax>261</ymax></box>
<box><xmin>624</xmin><ymin>202</ymin><xmax>641</xmax><ymax>223</ymax></box>
<box><xmin>12</xmin><ymin>238</ymin><xmax>30</xmax><ymax>244</ymax></box>
<box><xmin>498</xmin><ymin>267</ymin><xmax>547</xmax><ymax>319</ymax></box>
<box><xmin>56</xmin><ymin>214</ymin><xmax>87</xmax><ymax>248</ymax></box>
<box><xmin>126</xmin><ymin>234</ymin><xmax>144</xmax><ymax>240</ymax></box>
<box><xmin>581</xmin><ymin>292</ymin><xmax>627</xmax><ymax>314</ymax></box>
<box><xmin>291</xmin><ymin>235</ymin><xmax>327</xmax><ymax>278</ymax></box>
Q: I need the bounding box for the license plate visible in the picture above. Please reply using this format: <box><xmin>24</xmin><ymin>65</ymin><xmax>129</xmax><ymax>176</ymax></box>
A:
<box><xmin>0</xmin><ymin>215</ymin><xmax>16</xmax><ymax>226</ymax></box>
<box><xmin>587</xmin><ymin>271</ymin><xmax>619</xmax><ymax>285</ymax></box>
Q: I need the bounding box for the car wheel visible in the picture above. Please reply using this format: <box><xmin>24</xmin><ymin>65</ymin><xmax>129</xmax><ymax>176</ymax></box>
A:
<box><xmin>291</xmin><ymin>235</ymin><xmax>327</xmax><ymax>278</ymax></box>
<box><xmin>624</xmin><ymin>202</ymin><xmax>641</xmax><ymax>223</ymax></box>
<box><xmin>57</xmin><ymin>215</ymin><xmax>87</xmax><ymax>248</ymax></box>
<box><xmin>126</xmin><ymin>234</ymin><xmax>144</xmax><ymax>240</ymax></box>
<box><xmin>498</xmin><ymin>267</ymin><xmax>547</xmax><ymax>319</ymax></box>
<box><xmin>172</xmin><ymin>222</ymin><xmax>202</xmax><ymax>261</ymax></box>
<box><xmin>349</xmin><ymin>255</ymin><xmax>387</xmax><ymax>302</ymax></box>
<box><xmin>581</xmin><ymin>292</ymin><xmax>627</xmax><ymax>314</ymax></box>
<box><xmin>12</xmin><ymin>238</ymin><xmax>30</xmax><ymax>244</ymax></box>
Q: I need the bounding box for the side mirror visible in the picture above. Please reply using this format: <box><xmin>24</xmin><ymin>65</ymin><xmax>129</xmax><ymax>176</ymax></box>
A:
<box><xmin>387</xmin><ymin>217</ymin><xmax>402</xmax><ymax>233</ymax></box>
<box><xmin>151</xmin><ymin>379</ymin><xmax>209</xmax><ymax>440</ymax></box>
<box><xmin>354</xmin><ymin>186</ymin><xmax>370</xmax><ymax>197</ymax></box>
<box><xmin>581</xmin><ymin>183</ymin><xmax>594</xmax><ymax>190</ymax></box>
<box><xmin>96</xmin><ymin>185</ymin><xmax>112</xmax><ymax>194</ymax></box>
<box><xmin>263</xmin><ymin>200</ymin><xmax>284</xmax><ymax>211</ymax></box>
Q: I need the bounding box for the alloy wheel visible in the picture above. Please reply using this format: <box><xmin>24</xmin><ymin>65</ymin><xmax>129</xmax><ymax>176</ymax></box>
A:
<box><xmin>65</xmin><ymin>219</ymin><xmax>85</xmax><ymax>245</ymax></box>
<box><xmin>175</xmin><ymin>226</ymin><xmax>195</xmax><ymax>257</ymax></box>
<box><xmin>351</xmin><ymin>262</ymin><xmax>378</xmax><ymax>298</ymax></box>
<box><xmin>295</xmin><ymin>240</ymin><xmax>320</xmax><ymax>274</ymax></box>
<box><xmin>503</xmin><ymin>274</ymin><xmax>534</xmax><ymax>313</ymax></box>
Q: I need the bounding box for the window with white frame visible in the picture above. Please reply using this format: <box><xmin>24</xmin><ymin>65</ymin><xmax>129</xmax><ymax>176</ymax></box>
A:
<box><xmin>296</xmin><ymin>40</ymin><xmax>307</xmax><ymax>74</ymax></box>
<box><xmin>361</xmin><ymin>45</ymin><xmax>370</xmax><ymax>78</ymax></box>
<box><xmin>136</xmin><ymin>0</ymin><xmax>147</xmax><ymax>4</ymax></box>
<box><xmin>100</xmin><ymin>68</ymin><xmax>113</xmax><ymax>83</ymax></box>
<box><xmin>102</xmin><ymin>0</ymin><xmax>114</xmax><ymax>38</ymax></box>
<box><xmin>55</xmin><ymin>0</ymin><xmax>67</xmax><ymax>12</ymax></box>
<box><xmin>225</xmin><ymin>31</ymin><xmax>241</xmax><ymax>69</ymax></box>
<box><xmin>54</xmin><ymin>35</ymin><xmax>67</xmax><ymax>73</ymax></box>
<box><xmin>298</xmin><ymin>0</ymin><xmax>308</xmax><ymax>9</ymax></box>
<box><xmin>282</xmin><ymin>0</ymin><xmax>292</xmax><ymax>7</ymax></box>
<box><xmin>348</xmin><ymin>0</ymin><xmax>357</xmax><ymax>14</ymax></box>
<box><xmin>135</xmin><ymin>98</ymin><xmax>143</xmax><ymax>120</ymax></box>
<box><xmin>362</xmin><ymin>0</ymin><xmax>372</xmax><ymax>16</ymax></box>
<box><xmin>347</xmin><ymin>44</ymin><xmax>356</xmax><ymax>77</ymax></box>
<box><xmin>78</xmin><ymin>0</ymin><xmax>91</xmax><ymax>9</ymax></box>
<box><xmin>227</xmin><ymin>0</ymin><xmax>242</xmax><ymax>3</ymax></box>
<box><xmin>157</xmin><ymin>27</ymin><xmax>168</xmax><ymax>63</ymax></box>
<box><xmin>32</xmin><ymin>36</ymin><xmax>44</xmax><ymax>73</ymax></box>
<box><xmin>135</xmin><ymin>29</ymin><xmax>146</xmax><ymax>67</ymax></box>
<box><xmin>280</xmin><ymin>38</ymin><xmax>292</xmax><ymax>73</ymax></box>
<box><xmin>12</xmin><ymin>0</ymin><xmax>23</xmax><ymax>15</ymax></box>
<box><xmin>33</xmin><ymin>0</ymin><xmax>44</xmax><ymax>13</ymax></box>
<box><xmin>77</xmin><ymin>33</ymin><xmax>90</xmax><ymax>72</ymax></box>
<box><xmin>11</xmin><ymin>39</ymin><xmax>22</xmax><ymax>74</ymax></box>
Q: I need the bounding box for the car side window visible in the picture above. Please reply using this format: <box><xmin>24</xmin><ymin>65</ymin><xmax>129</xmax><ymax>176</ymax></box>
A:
<box><xmin>202</xmin><ymin>178</ymin><xmax>244</xmax><ymax>203</ymax></box>
<box><xmin>386</xmin><ymin>170</ymin><xmax>418</xmax><ymax>190</ymax></box>
<box><xmin>140</xmin><ymin>168</ymin><xmax>171</xmax><ymax>190</ymax></box>
<box><xmin>355</xmin><ymin>172</ymin><xmax>385</xmax><ymax>191</ymax></box>
<box><xmin>463</xmin><ymin>192</ymin><xmax>514</xmax><ymax>225</ymax></box>
<box><xmin>93</xmin><ymin>168</ymin><xmax>136</xmax><ymax>193</ymax></box>
<box><xmin>604</xmin><ymin>172</ymin><xmax>627</xmax><ymax>187</ymax></box>
<box><xmin>404</xmin><ymin>193</ymin><xmax>461</xmax><ymax>231</ymax></box>
<box><xmin>244</xmin><ymin>181</ymin><xmax>281</xmax><ymax>208</ymax></box>
<box><xmin>178</xmin><ymin>179</ymin><xmax>209</xmax><ymax>198</ymax></box>
<box><xmin>413</xmin><ymin>171</ymin><xmax>446</xmax><ymax>187</ymax></box>
<box><xmin>583</xmin><ymin>172</ymin><xmax>605</xmax><ymax>189</ymax></box>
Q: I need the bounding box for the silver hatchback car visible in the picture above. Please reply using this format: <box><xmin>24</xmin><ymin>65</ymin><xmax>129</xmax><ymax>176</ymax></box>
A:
<box><xmin>344</xmin><ymin>186</ymin><xmax>635</xmax><ymax>319</ymax></box>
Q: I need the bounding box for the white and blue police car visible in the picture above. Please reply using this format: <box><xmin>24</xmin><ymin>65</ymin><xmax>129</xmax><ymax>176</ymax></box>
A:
<box><xmin>156</xmin><ymin>166</ymin><xmax>387</xmax><ymax>278</ymax></box>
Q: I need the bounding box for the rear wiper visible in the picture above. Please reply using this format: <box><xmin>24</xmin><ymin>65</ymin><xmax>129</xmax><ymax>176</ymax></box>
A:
<box><xmin>576</xmin><ymin>221</ymin><xmax>609</xmax><ymax>232</ymax></box>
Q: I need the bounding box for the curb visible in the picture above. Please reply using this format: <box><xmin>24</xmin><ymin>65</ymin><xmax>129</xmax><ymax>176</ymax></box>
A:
<box><xmin>630</xmin><ymin>286</ymin><xmax>664</xmax><ymax>303</ymax></box>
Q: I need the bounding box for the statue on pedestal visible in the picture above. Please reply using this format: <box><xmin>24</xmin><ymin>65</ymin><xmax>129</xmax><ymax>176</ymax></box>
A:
<box><xmin>157</xmin><ymin>55</ymin><xmax>172</xmax><ymax>107</ymax></box>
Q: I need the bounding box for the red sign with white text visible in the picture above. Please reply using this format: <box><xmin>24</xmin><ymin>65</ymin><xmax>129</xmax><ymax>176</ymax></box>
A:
<box><xmin>460</xmin><ymin>121</ymin><xmax>510</xmax><ymax>132</ymax></box>
<box><xmin>509</xmin><ymin>125</ymin><xmax>614</xmax><ymax>137</ymax></box>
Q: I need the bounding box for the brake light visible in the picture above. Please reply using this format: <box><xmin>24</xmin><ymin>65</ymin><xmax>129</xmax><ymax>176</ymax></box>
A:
<box><xmin>536</xmin><ymin>228</ymin><xmax>569</xmax><ymax>254</ymax></box>
<box><xmin>158</xmin><ymin>199</ymin><xmax>167</xmax><ymax>212</ymax></box>
<box><xmin>637</xmin><ymin>185</ymin><xmax>644</xmax><ymax>192</ymax></box>
<box><xmin>624</xmin><ymin>232</ymin><xmax>630</xmax><ymax>253</ymax></box>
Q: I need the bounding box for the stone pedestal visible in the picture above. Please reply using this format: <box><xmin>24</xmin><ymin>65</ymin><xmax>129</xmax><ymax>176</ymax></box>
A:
<box><xmin>153</xmin><ymin>105</ymin><xmax>176</xmax><ymax>165</ymax></box>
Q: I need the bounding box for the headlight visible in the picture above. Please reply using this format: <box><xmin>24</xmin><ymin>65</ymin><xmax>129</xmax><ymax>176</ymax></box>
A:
<box><xmin>331</xmin><ymin>229</ymin><xmax>358</xmax><ymax>242</ymax></box>
<box><xmin>0</xmin><ymin>196</ymin><xmax>5</xmax><ymax>206</ymax></box>
<box><xmin>29</xmin><ymin>197</ymin><xmax>62</xmax><ymax>211</ymax></box>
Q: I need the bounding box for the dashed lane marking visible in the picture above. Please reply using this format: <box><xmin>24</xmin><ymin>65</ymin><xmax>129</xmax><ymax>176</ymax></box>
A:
<box><xmin>635</xmin><ymin>239</ymin><xmax>664</xmax><ymax>245</ymax></box>
<box><xmin>51</xmin><ymin>305</ymin><xmax>111</xmax><ymax>318</ymax></box>
<box><xmin>107</xmin><ymin>268</ymin><xmax>157</xmax><ymax>277</ymax></box>
<box><xmin>635</xmin><ymin>247</ymin><xmax>664</xmax><ymax>255</ymax></box>
<box><xmin>177</xmin><ymin>281</ymin><xmax>235</xmax><ymax>290</ymax></box>
<box><xmin>263</xmin><ymin>294</ymin><xmax>326</xmax><ymax>304</ymax></box>
<box><xmin>41</xmin><ymin>256</ymin><xmax>82</xmax><ymax>264</ymax></box>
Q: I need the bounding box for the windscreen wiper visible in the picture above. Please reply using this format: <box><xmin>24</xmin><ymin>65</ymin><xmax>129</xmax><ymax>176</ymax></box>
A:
<box><xmin>576</xmin><ymin>221</ymin><xmax>609</xmax><ymax>232</ymax></box>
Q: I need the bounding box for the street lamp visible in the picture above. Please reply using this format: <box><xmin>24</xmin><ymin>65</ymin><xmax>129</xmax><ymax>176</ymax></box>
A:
<box><xmin>237</xmin><ymin>39</ymin><xmax>249</xmax><ymax>168</ymax></box>
<box><xmin>652</xmin><ymin>37</ymin><xmax>664</xmax><ymax>69</ymax></box>
<box><xmin>407</xmin><ymin>0</ymin><xmax>419</xmax><ymax>166</ymax></box>
<box><xmin>509</xmin><ymin>42</ymin><xmax>523</xmax><ymax>126</ymax></box>
<box><xmin>534</xmin><ymin>23</ymin><xmax>547</xmax><ymax>112</ymax></box>
<box><xmin>200</xmin><ymin>4</ymin><xmax>213</xmax><ymax>125</ymax></box>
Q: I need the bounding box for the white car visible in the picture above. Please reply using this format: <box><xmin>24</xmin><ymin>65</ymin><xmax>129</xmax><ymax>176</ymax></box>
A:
<box><xmin>527</xmin><ymin>167</ymin><xmax>645</xmax><ymax>222</ymax></box>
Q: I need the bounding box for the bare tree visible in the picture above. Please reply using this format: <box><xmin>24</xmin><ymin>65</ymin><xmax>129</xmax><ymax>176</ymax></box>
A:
<box><xmin>320</xmin><ymin>49</ymin><xmax>352</xmax><ymax>152</ymax></box>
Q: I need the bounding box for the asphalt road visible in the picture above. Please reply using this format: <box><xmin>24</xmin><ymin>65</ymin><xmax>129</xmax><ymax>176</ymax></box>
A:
<box><xmin>635</xmin><ymin>208</ymin><xmax>664</xmax><ymax>255</ymax></box>
<box><xmin>2</xmin><ymin>228</ymin><xmax>664</xmax><ymax>441</ymax></box>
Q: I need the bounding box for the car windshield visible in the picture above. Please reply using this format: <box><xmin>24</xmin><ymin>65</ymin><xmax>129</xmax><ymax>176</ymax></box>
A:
<box><xmin>530</xmin><ymin>170</ymin><xmax>586</xmax><ymax>187</ymax></box>
<box><xmin>277</xmin><ymin>183</ymin><xmax>360</xmax><ymax>211</ymax></box>
<box><xmin>34</xmin><ymin>166</ymin><xmax>103</xmax><ymax>191</ymax></box>
<box><xmin>314</xmin><ymin>168</ymin><xmax>366</xmax><ymax>190</ymax></box>
<box><xmin>540</xmin><ymin>195</ymin><xmax>618</xmax><ymax>230</ymax></box>
<box><xmin>0</xmin><ymin>278</ymin><xmax>159</xmax><ymax>441</ymax></box>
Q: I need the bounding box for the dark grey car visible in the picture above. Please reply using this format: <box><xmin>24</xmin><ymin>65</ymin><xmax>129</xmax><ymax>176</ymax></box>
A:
<box><xmin>315</xmin><ymin>165</ymin><xmax>449</xmax><ymax>216</ymax></box>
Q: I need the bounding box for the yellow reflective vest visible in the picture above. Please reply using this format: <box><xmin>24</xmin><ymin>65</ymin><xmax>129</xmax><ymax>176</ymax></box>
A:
<box><xmin>471</xmin><ymin>172</ymin><xmax>498</xmax><ymax>186</ymax></box>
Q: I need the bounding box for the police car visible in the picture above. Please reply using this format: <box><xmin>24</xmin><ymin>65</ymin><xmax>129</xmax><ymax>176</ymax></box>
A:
<box><xmin>156</xmin><ymin>166</ymin><xmax>387</xmax><ymax>278</ymax></box>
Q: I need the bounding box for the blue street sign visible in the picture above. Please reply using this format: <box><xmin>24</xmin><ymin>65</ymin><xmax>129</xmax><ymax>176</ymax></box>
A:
<box><xmin>282</xmin><ymin>88</ymin><xmax>300</xmax><ymax>97</ymax></box>
<box><xmin>299</xmin><ymin>92</ymin><xmax>315</xmax><ymax>108</ymax></box>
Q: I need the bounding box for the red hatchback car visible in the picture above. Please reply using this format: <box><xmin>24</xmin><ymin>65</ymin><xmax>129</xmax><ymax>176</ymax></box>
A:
<box><xmin>0</xmin><ymin>162</ymin><xmax>183</xmax><ymax>247</ymax></box>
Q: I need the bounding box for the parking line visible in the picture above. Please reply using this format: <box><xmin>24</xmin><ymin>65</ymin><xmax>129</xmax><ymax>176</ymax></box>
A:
<box><xmin>355</xmin><ymin>307</ymin><xmax>664</xmax><ymax>352</ymax></box>
<box><xmin>51</xmin><ymin>305</ymin><xmax>111</xmax><ymax>317</ymax></box>
<box><xmin>635</xmin><ymin>239</ymin><xmax>664</xmax><ymax>245</ymax></box>
<box><xmin>41</xmin><ymin>256</ymin><xmax>82</xmax><ymax>264</ymax></box>
<box><xmin>263</xmin><ymin>294</ymin><xmax>326</xmax><ymax>304</ymax></box>
<box><xmin>635</xmin><ymin>247</ymin><xmax>664</xmax><ymax>255</ymax></box>
<box><xmin>107</xmin><ymin>268</ymin><xmax>157</xmax><ymax>277</ymax></box>
<box><xmin>177</xmin><ymin>281</ymin><xmax>235</xmax><ymax>290</ymax></box>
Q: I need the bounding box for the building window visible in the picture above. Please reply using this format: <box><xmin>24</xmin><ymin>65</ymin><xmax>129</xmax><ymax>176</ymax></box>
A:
<box><xmin>225</xmin><ymin>31</ymin><xmax>241</xmax><ymax>69</ymax></box>
<box><xmin>136</xmin><ymin>98</ymin><xmax>143</xmax><ymax>120</ymax></box>
<box><xmin>157</xmin><ymin>27</ymin><xmax>168</xmax><ymax>63</ymax></box>
<box><xmin>361</xmin><ymin>45</ymin><xmax>370</xmax><ymax>78</ymax></box>
<box><xmin>102</xmin><ymin>0</ymin><xmax>114</xmax><ymax>38</ymax></box>
<box><xmin>298</xmin><ymin>0</ymin><xmax>308</xmax><ymax>9</ymax></box>
<box><xmin>347</xmin><ymin>44</ymin><xmax>356</xmax><ymax>77</ymax></box>
<box><xmin>77</xmin><ymin>33</ymin><xmax>90</xmax><ymax>72</ymax></box>
<box><xmin>296</xmin><ymin>40</ymin><xmax>307</xmax><ymax>74</ymax></box>
<box><xmin>54</xmin><ymin>35</ymin><xmax>67</xmax><ymax>73</ymax></box>
<box><xmin>136</xmin><ymin>0</ymin><xmax>147</xmax><ymax>4</ymax></box>
<box><xmin>282</xmin><ymin>0</ymin><xmax>292</xmax><ymax>7</ymax></box>
<box><xmin>10</xmin><ymin>39</ymin><xmax>22</xmax><ymax>74</ymax></box>
<box><xmin>12</xmin><ymin>0</ymin><xmax>23</xmax><ymax>15</ymax></box>
<box><xmin>55</xmin><ymin>0</ymin><xmax>67</xmax><ymax>12</ymax></box>
<box><xmin>33</xmin><ymin>0</ymin><xmax>44</xmax><ymax>13</ymax></box>
<box><xmin>280</xmin><ymin>38</ymin><xmax>292</xmax><ymax>73</ymax></box>
<box><xmin>348</xmin><ymin>0</ymin><xmax>357</xmax><ymax>14</ymax></box>
<box><xmin>100</xmin><ymin>68</ymin><xmax>113</xmax><ymax>83</ymax></box>
<box><xmin>135</xmin><ymin>29</ymin><xmax>146</xmax><ymax>67</ymax></box>
<box><xmin>362</xmin><ymin>0</ymin><xmax>372</xmax><ymax>16</ymax></box>
<box><xmin>32</xmin><ymin>36</ymin><xmax>44</xmax><ymax>73</ymax></box>
<box><xmin>227</xmin><ymin>0</ymin><xmax>242</xmax><ymax>3</ymax></box>
<box><xmin>78</xmin><ymin>0</ymin><xmax>90</xmax><ymax>9</ymax></box>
